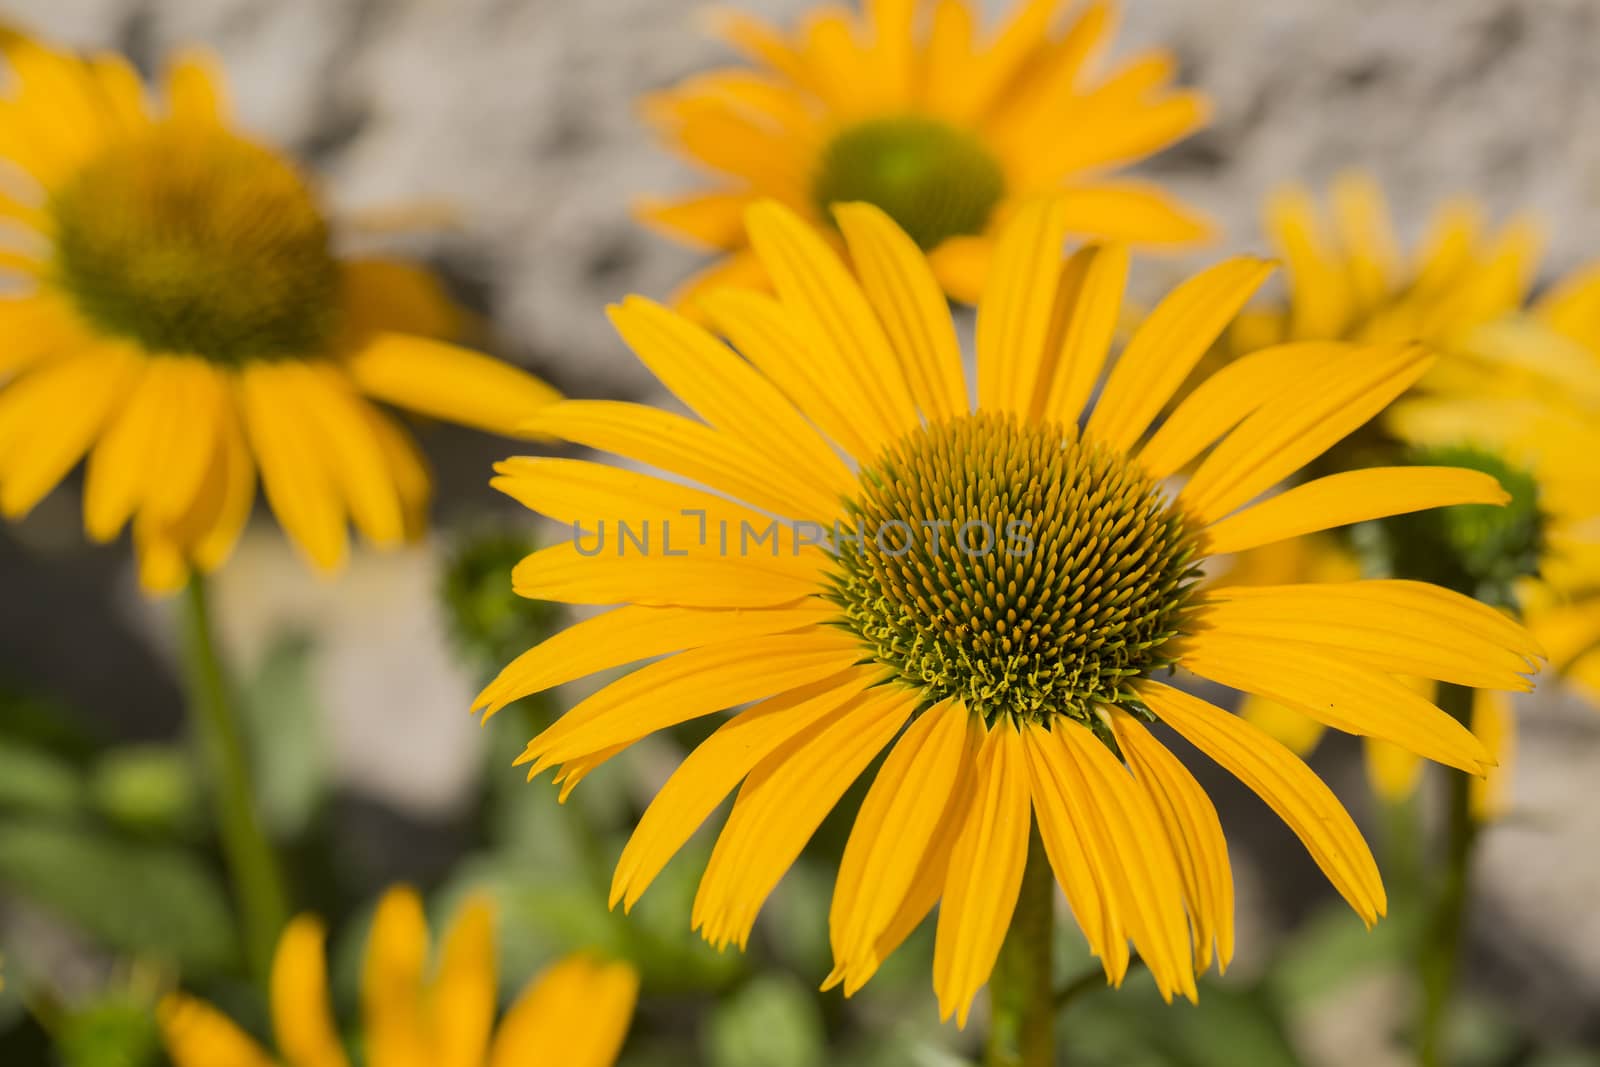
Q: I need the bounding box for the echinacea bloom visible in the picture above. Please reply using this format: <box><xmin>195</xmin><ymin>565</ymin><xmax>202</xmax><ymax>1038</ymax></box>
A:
<box><xmin>1389</xmin><ymin>264</ymin><xmax>1600</xmax><ymax>712</ymax></box>
<box><xmin>159</xmin><ymin>886</ymin><xmax>639</xmax><ymax>1067</ymax></box>
<box><xmin>1231</xmin><ymin>176</ymin><xmax>1570</xmax><ymax>813</ymax></box>
<box><xmin>476</xmin><ymin>198</ymin><xmax>1540</xmax><ymax>1021</ymax></box>
<box><xmin>0</xmin><ymin>31</ymin><xmax>558</xmax><ymax>592</ymax></box>
<box><xmin>639</xmin><ymin>0</ymin><xmax>1211</xmax><ymax>306</ymax></box>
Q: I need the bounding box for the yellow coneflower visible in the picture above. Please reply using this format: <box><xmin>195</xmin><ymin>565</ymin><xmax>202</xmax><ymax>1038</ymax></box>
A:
<box><xmin>1230</xmin><ymin>175</ymin><xmax>1576</xmax><ymax>815</ymax></box>
<box><xmin>1389</xmin><ymin>263</ymin><xmax>1600</xmax><ymax>715</ymax></box>
<box><xmin>0</xmin><ymin>30</ymin><xmax>559</xmax><ymax>593</ymax></box>
<box><xmin>159</xmin><ymin>886</ymin><xmax>639</xmax><ymax>1067</ymax></box>
<box><xmin>476</xmin><ymin>198</ymin><xmax>1539</xmax><ymax>1021</ymax></box>
<box><xmin>639</xmin><ymin>0</ymin><xmax>1212</xmax><ymax>307</ymax></box>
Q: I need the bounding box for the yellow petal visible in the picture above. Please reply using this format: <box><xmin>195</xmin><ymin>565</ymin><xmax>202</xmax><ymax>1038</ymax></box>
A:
<box><xmin>1203</xmin><ymin>580</ymin><xmax>1542</xmax><ymax>677</ymax></box>
<box><xmin>488</xmin><ymin>955</ymin><xmax>638</xmax><ymax>1067</ymax></box>
<box><xmin>1181</xmin><ymin>342</ymin><xmax>1434</xmax><ymax>524</ymax></box>
<box><xmin>1177</xmin><ymin>630</ymin><xmax>1493</xmax><ymax>775</ymax></box>
<box><xmin>238</xmin><ymin>362</ymin><xmax>348</xmax><ymax>573</ymax></box>
<box><xmin>1051</xmin><ymin>181</ymin><xmax>1214</xmax><ymax>246</ymax></box>
<box><xmin>510</xmin><ymin>541</ymin><xmax>823</xmax><ymax>608</ymax></box>
<box><xmin>519</xmin><ymin>628</ymin><xmax>864</xmax><ymax>773</ymax></box>
<box><xmin>1138</xmin><ymin>342</ymin><xmax>1349</xmax><ymax>480</ymax></box>
<box><xmin>165</xmin><ymin>48</ymin><xmax>226</xmax><ymax>125</ymax></box>
<box><xmin>158</xmin><ymin>994</ymin><xmax>277</xmax><ymax>1067</ymax></box>
<box><xmin>932</xmin><ymin>719</ymin><xmax>1031</xmax><ymax>1027</ymax></box>
<box><xmin>271</xmin><ymin>916</ymin><xmax>350</xmax><ymax>1067</ymax></box>
<box><xmin>1238</xmin><ymin>694</ymin><xmax>1327</xmax><ymax>757</ymax></box>
<box><xmin>1021</xmin><ymin>719</ymin><xmax>1128</xmax><ymax>982</ymax></box>
<box><xmin>1364</xmin><ymin>737</ymin><xmax>1424</xmax><ymax>804</ymax></box>
<box><xmin>693</xmin><ymin>684</ymin><xmax>916</xmax><ymax>950</ymax></box>
<box><xmin>744</xmin><ymin>201</ymin><xmax>920</xmax><ymax>451</ymax></box>
<box><xmin>636</xmin><ymin>190</ymin><xmax>755</xmax><ymax>251</ymax></box>
<box><xmin>361</xmin><ymin>886</ymin><xmax>431</xmax><ymax>1067</ymax></box>
<box><xmin>1470</xmin><ymin>688</ymin><xmax>1516</xmax><ymax>822</ymax></box>
<box><xmin>341</xmin><ymin>258</ymin><xmax>464</xmax><ymax>342</ymax></box>
<box><xmin>474</xmin><ymin>602</ymin><xmax>835</xmax><ymax>719</ymax></box>
<box><xmin>975</xmin><ymin>197</ymin><xmax>1069</xmax><ymax>414</ymax></box>
<box><xmin>605</xmin><ymin>297</ymin><xmax>854</xmax><ymax>507</ymax></box>
<box><xmin>1264</xmin><ymin>185</ymin><xmax>1353</xmax><ymax>340</ymax></box>
<box><xmin>0</xmin><ymin>347</ymin><xmax>134</xmax><ymax>519</ymax></box>
<box><xmin>612</xmin><ymin>667</ymin><xmax>887</xmax><ymax>912</ymax></box>
<box><xmin>926</xmin><ymin>234</ymin><xmax>992</xmax><ymax>306</ymax></box>
<box><xmin>194</xmin><ymin>389</ymin><xmax>259</xmax><ymax>572</ymax></box>
<box><xmin>831</xmin><ymin>699</ymin><xmax>970</xmax><ymax>973</ymax></box>
<box><xmin>1087</xmin><ymin>256</ymin><xmax>1274</xmax><ymax>453</ymax></box>
<box><xmin>291</xmin><ymin>363</ymin><xmax>406</xmax><ymax>549</ymax></box>
<box><xmin>81</xmin><ymin>356</ymin><xmax>169</xmax><ymax>541</ymax></box>
<box><xmin>1138</xmin><ymin>680</ymin><xmax>1386</xmax><ymax>925</ymax></box>
<box><xmin>1203</xmin><ymin>466</ymin><xmax>1510</xmax><ymax>556</ymax></box>
<box><xmin>834</xmin><ymin>201</ymin><xmax>969</xmax><ymax>422</ymax></box>
<box><xmin>1054</xmin><ymin>717</ymin><xmax>1196</xmax><ymax>1002</ymax></box>
<box><xmin>1036</xmin><ymin>243</ymin><xmax>1128</xmax><ymax>426</ymax></box>
<box><xmin>346</xmin><ymin>333</ymin><xmax>560</xmax><ymax>438</ymax></box>
<box><xmin>522</xmin><ymin>398</ymin><xmax>832</xmax><ymax>522</ymax></box>
<box><xmin>431</xmin><ymin>897</ymin><xmax>497</xmax><ymax>1067</ymax></box>
<box><xmin>1108</xmin><ymin>709</ymin><xmax>1236</xmax><ymax>973</ymax></box>
<box><xmin>1329</xmin><ymin>172</ymin><xmax>1400</xmax><ymax>310</ymax></box>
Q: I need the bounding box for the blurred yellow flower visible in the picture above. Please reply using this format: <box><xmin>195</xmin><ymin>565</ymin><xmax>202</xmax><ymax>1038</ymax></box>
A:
<box><xmin>1233</xmin><ymin>175</ymin><xmax>1595</xmax><ymax>816</ymax></box>
<box><xmin>639</xmin><ymin>0</ymin><xmax>1212</xmax><ymax>307</ymax></box>
<box><xmin>478</xmin><ymin>198</ymin><xmax>1538</xmax><ymax>1021</ymax></box>
<box><xmin>0</xmin><ymin>30</ymin><xmax>559</xmax><ymax>592</ymax></box>
<box><xmin>159</xmin><ymin>886</ymin><xmax>638</xmax><ymax>1067</ymax></box>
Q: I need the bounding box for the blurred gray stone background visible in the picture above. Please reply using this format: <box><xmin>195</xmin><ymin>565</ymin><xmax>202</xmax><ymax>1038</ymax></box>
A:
<box><xmin>3</xmin><ymin>1</ymin><xmax>1599</xmax><ymax>1061</ymax></box>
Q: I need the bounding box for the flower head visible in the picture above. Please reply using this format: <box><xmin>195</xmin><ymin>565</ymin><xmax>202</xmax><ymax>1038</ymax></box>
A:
<box><xmin>640</xmin><ymin>0</ymin><xmax>1212</xmax><ymax>306</ymax></box>
<box><xmin>159</xmin><ymin>886</ymin><xmax>638</xmax><ymax>1067</ymax></box>
<box><xmin>0</xmin><ymin>30</ymin><xmax>559</xmax><ymax>592</ymax></box>
<box><xmin>1235</xmin><ymin>176</ymin><xmax>1590</xmax><ymax>813</ymax></box>
<box><xmin>479</xmin><ymin>199</ymin><xmax>1540</xmax><ymax>1021</ymax></box>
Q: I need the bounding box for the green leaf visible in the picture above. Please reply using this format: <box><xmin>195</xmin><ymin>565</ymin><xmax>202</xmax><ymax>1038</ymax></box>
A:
<box><xmin>1269</xmin><ymin>898</ymin><xmax>1423</xmax><ymax>1008</ymax></box>
<box><xmin>91</xmin><ymin>745</ymin><xmax>201</xmax><ymax>835</ymax></box>
<box><xmin>0</xmin><ymin>738</ymin><xmax>84</xmax><ymax>816</ymax></box>
<box><xmin>0</xmin><ymin>819</ymin><xmax>234</xmax><ymax>972</ymax></box>
<box><xmin>706</xmin><ymin>975</ymin><xmax>827</xmax><ymax>1067</ymax></box>
<box><xmin>239</xmin><ymin>630</ymin><xmax>326</xmax><ymax>838</ymax></box>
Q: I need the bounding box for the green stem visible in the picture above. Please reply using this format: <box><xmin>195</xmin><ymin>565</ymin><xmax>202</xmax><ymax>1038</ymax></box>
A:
<box><xmin>1417</xmin><ymin>682</ymin><xmax>1479</xmax><ymax>1067</ymax></box>
<box><xmin>985</xmin><ymin>830</ymin><xmax>1055</xmax><ymax>1067</ymax></box>
<box><xmin>179</xmin><ymin>576</ymin><xmax>289</xmax><ymax>982</ymax></box>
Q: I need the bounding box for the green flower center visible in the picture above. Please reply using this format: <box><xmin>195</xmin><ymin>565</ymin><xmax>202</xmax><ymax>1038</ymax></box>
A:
<box><xmin>825</xmin><ymin>413</ymin><xmax>1200</xmax><ymax>725</ymax></box>
<box><xmin>48</xmin><ymin>123</ymin><xmax>342</xmax><ymax>365</ymax></box>
<box><xmin>1372</xmin><ymin>444</ymin><xmax>1545</xmax><ymax>609</ymax></box>
<box><xmin>813</xmin><ymin>116</ymin><xmax>1005</xmax><ymax>251</ymax></box>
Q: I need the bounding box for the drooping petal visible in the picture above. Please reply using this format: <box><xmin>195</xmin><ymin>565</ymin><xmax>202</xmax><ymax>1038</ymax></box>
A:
<box><xmin>612</xmin><ymin>667</ymin><xmax>888</xmax><ymax>912</ymax></box>
<box><xmin>692</xmin><ymin>684</ymin><xmax>917</xmax><ymax>949</ymax></box>
<box><xmin>932</xmin><ymin>719</ymin><xmax>1031</xmax><ymax>1027</ymax></box>
<box><xmin>1138</xmin><ymin>680</ymin><xmax>1386</xmax><ymax>924</ymax></box>
<box><xmin>1107</xmin><ymin>709</ymin><xmax>1236</xmax><ymax>972</ymax></box>
<box><xmin>830</xmin><ymin>699</ymin><xmax>970</xmax><ymax>974</ymax></box>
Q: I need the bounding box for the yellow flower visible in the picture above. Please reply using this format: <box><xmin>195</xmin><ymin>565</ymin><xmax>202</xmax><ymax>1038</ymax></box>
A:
<box><xmin>159</xmin><ymin>886</ymin><xmax>639</xmax><ymax>1067</ymax></box>
<box><xmin>639</xmin><ymin>0</ymin><xmax>1212</xmax><ymax>307</ymax></box>
<box><xmin>477</xmin><ymin>199</ymin><xmax>1539</xmax><ymax>1021</ymax></box>
<box><xmin>1390</xmin><ymin>264</ymin><xmax>1600</xmax><ymax>718</ymax></box>
<box><xmin>1237</xmin><ymin>175</ymin><xmax>1590</xmax><ymax>816</ymax></box>
<box><xmin>0</xmin><ymin>30</ymin><xmax>559</xmax><ymax>592</ymax></box>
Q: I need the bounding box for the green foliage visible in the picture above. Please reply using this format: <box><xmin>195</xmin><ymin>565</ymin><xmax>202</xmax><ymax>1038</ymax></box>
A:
<box><xmin>0</xmin><ymin>819</ymin><xmax>234</xmax><ymax>973</ymax></box>
<box><xmin>707</xmin><ymin>975</ymin><xmax>828</xmax><ymax>1067</ymax></box>
<box><xmin>54</xmin><ymin>992</ymin><xmax>161</xmax><ymax>1067</ymax></box>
